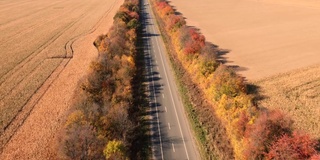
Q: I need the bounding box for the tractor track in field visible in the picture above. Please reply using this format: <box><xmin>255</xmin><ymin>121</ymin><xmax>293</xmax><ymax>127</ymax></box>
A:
<box><xmin>0</xmin><ymin>0</ymin><xmax>121</xmax><ymax>158</ymax></box>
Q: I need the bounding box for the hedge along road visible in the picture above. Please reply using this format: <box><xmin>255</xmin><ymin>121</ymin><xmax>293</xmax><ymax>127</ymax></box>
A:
<box><xmin>0</xmin><ymin>0</ymin><xmax>123</xmax><ymax>159</ymax></box>
<box><xmin>142</xmin><ymin>0</ymin><xmax>200</xmax><ymax>159</ymax></box>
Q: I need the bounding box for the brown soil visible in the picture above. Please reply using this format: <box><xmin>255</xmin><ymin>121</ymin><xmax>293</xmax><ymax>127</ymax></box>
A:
<box><xmin>0</xmin><ymin>0</ymin><xmax>123</xmax><ymax>159</ymax></box>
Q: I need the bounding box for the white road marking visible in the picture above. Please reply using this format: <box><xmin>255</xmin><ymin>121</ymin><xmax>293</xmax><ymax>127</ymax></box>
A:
<box><xmin>144</xmin><ymin>5</ymin><xmax>164</xmax><ymax>159</ymax></box>
<box><xmin>172</xmin><ymin>143</ymin><xmax>176</xmax><ymax>152</ymax></box>
<box><xmin>165</xmin><ymin>107</ymin><xmax>167</xmax><ymax>112</ymax></box>
<box><xmin>162</xmin><ymin>94</ymin><xmax>164</xmax><ymax>98</ymax></box>
<box><xmin>168</xmin><ymin>123</ymin><xmax>171</xmax><ymax>130</ymax></box>
<box><xmin>148</xmin><ymin>4</ymin><xmax>190</xmax><ymax>159</ymax></box>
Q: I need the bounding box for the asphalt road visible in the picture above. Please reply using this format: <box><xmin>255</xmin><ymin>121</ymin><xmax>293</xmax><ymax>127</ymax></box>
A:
<box><xmin>141</xmin><ymin>0</ymin><xmax>200</xmax><ymax>159</ymax></box>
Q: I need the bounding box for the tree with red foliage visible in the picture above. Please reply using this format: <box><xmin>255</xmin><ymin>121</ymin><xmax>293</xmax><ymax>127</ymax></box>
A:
<box><xmin>189</xmin><ymin>28</ymin><xmax>205</xmax><ymax>45</ymax></box>
<box><xmin>156</xmin><ymin>1</ymin><xmax>174</xmax><ymax>16</ymax></box>
<box><xmin>181</xmin><ymin>28</ymin><xmax>205</xmax><ymax>54</ymax></box>
<box><xmin>128</xmin><ymin>11</ymin><xmax>139</xmax><ymax>20</ymax></box>
<box><xmin>235</xmin><ymin>111</ymin><xmax>250</xmax><ymax>137</ymax></box>
<box><xmin>310</xmin><ymin>154</ymin><xmax>320</xmax><ymax>160</ymax></box>
<box><xmin>244</xmin><ymin>110</ymin><xmax>293</xmax><ymax>159</ymax></box>
<box><xmin>167</xmin><ymin>14</ymin><xmax>186</xmax><ymax>32</ymax></box>
<box><xmin>266</xmin><ymin>132</ymin><xmax>318</xmax><ymax>160</ymax></box>
<box><xmin>156</xmin><ymin>1</ymin><xmax>168</xmax><ymax>9</ymax></box>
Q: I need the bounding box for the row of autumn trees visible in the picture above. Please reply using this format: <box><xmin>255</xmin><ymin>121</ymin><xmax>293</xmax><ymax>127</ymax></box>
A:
<box><xmin>152</xmin><ymin>0</ymin><xmax>320</xmax><ymax>159</ymax></box>
<box><xmin>59</xmin><ymin>0</ymin><xmax>147</xmax><ymax>159</ymax></box>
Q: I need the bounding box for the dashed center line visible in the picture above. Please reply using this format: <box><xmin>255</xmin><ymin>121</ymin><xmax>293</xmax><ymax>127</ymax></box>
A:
<box><xmin>168</xmin><ymin>123</ymin><xmax>171</xmax><ymax>130</ymax></box>
<box><xmin>149</xmin><ymin>6</ymin><xmax>190</xmax><ymax>158</ymax></box>
<box><xmin>165</xmin><ymin>107</ymin><xmax>167</xmax><ymax>112</ymax></box>
<box><xmin>143</xmin><ymin>6</ymin><xmax>164</xmax><ymax>159</ymax></box>
<box><xmin>162</xmin><ymin>94</ymin><xmax>164</xmax><ymax>98</ymax></box>
<box><xmin>172</xmin><ymin>143</ymin><xmax>175</xmax><ymax>152</ymax></box>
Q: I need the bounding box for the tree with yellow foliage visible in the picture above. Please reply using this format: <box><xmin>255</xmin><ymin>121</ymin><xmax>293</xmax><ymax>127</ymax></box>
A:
<box><xmin>104</xmin><ymin>140</ymin><xmax>127</xmax><ymax>160</ymax></box>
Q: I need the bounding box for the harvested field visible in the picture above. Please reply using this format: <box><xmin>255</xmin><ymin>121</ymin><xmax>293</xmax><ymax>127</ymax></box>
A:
<box><xmin>0</xmin><ymin>0</ymin><xmax>123</xmax><ymax>159</ymax></box>
<box><xmin>255</xmin><ymin>64</ymin><xmax>320</xmax><ymax>139</ymax></box>
<box><xmin>169</xmin><ymin>0</ymin><xmax>320</xmax><ymax>139</ymax></box>
<box><xmin>169</xmin><ymin>0</ymin><xmax>320</xmax><ymax>80</ymax></box>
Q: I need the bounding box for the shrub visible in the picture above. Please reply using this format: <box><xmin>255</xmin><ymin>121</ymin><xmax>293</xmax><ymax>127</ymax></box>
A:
<box><xmin>60</xmin><ymin>0</ymin><xmax>142</xmax><ymax>158</ymax></box>
<box><xmin>127</xmin><ymin>18</ymin><xmax>140</xmax><ymax>29</ymax></box>
<box><xmin>235</xmin><ymin>111</ymin><xmax>250</xmax><ymax>137</ymax></box>
<box><xmin>167</xmin><ymin>14</ymin><xmax>186</xmax><ymax>32</ymax></box>
<box><xmin>200</xmin><ymin>60</ymin><xmax>218</xmax><ymax>77</ymax></box>
<box><xmin>103</xmin><ymin>140</ymin><xmax>127</xmax><ymax>159</ymax></box>
<box><xmin>101</xmin><ymin>105</ymin><xmax>133</xmax><ymax>141</ymax></box>
<box><xmin>211</xmin><ymin>65</ymin><xmax>246</xmax><ymax>101</ymax></box>
<box><xmin>311</xmin><ymin>154</ymin><xmax>320</xmax><ymax>160</ymax></box>
<box><xmin>114</xmin><ymin>11</ymin><xmax>129</xmax><ymax>22</ymax></box>
<box><xmin>183</xmin><ymin>28</ymin><xmax>205</xmax><ymax>54</ymax></box>
<box><xmin>63</xmin><ymin>123</ymin><xmax>104</xmax><ymax>160</ymax></box>
<box><xmin>151</xmin><ymin>0</ymin><xmax>320</xmax><ymax>159</ymax></box>
<box><xmin>244</xmin><ymin>110</ymin><xmax>293</xmax><ymax>159</ymax></box>
<box><xmin>266</xmin><ymin>132</ymin><xmax>318</xmax><ymax>160</ymax></box>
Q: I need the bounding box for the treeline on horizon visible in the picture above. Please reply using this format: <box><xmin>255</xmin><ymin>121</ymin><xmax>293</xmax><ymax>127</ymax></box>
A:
<box><xmin>58</xmin><ymin>0</ymin><xmax>148</xmax><ymax>159</ymax></box>
<box><xmin>151</xmin><ymin>0</ymin><xmax>320</xmax><ymax>159</ymax></box>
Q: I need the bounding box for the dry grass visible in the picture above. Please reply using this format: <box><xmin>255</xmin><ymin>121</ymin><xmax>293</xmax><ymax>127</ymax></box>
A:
<box><xmin>255</xmin><ymin>64</ymin><xmax>320</xmax><ymax>139</ymax></box>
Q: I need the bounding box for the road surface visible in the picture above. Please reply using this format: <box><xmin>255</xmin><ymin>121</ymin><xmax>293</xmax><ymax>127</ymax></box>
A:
<box><xmin>141</xmin><ymin>0</ymin><xmax>200</xmax><ymax>159</ymax></box>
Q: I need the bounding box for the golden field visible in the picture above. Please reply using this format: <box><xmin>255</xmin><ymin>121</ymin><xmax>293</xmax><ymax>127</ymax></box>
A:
<box><xmin>256</xmin><ymin>65</ymin><xmax>320</xmax><ymax>138</ymax></box>
<box><xmin>0</xmin><ymin>0</ymin><xmax>123</xmax><ymax>159</ymax></box>
<box><xmin>169</xmin><ymin>0</ymin><xmax>320</xmax><ymax>139</ymax></box>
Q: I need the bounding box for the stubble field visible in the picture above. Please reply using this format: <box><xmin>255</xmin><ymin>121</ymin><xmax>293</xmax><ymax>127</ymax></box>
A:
<box><xmin>169</xmin><ymin>0</ymin><xmax>320</xmax><ymax>138</ymax></box>
<box><xmin>256</xmin><ymin>64</ymin><xmax>320</xmax><ymax>138</ymax></box>
<box><xmin>0</xmin><ymin>0</ymin><xmax>122</xmax><ymax>159</ymax></box>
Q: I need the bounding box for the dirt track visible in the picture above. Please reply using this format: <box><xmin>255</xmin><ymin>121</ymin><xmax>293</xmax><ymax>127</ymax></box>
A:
<box><xmin>169</xmin><ymin>0</ymin><xmax>320</xmax><ymax>80</ymax></box>
<box><xmin>0</xmin><ymin>0</ymin><xmax>123</xmax><ymax>159</ymax></box>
